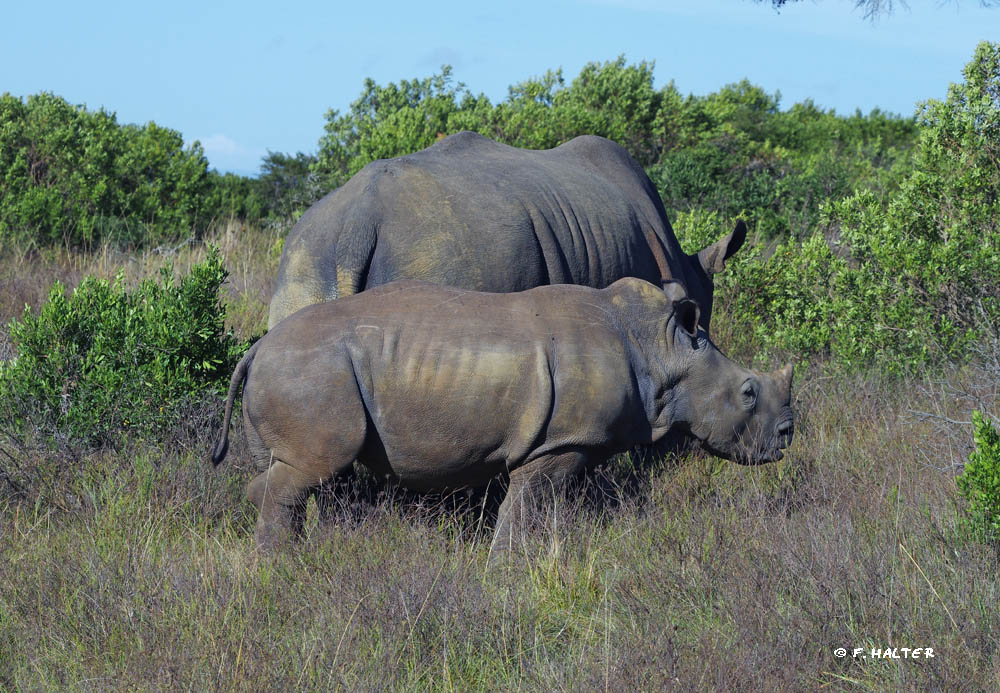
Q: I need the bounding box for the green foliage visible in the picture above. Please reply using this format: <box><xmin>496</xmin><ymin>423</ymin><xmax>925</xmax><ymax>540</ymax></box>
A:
<box><xmin>0</xmin><ymin>93</ymin><xmax>216</xmax><ymax>248</ymax></box>
<box><xmin>203</xmin><ymin>152</ymin><xmax>324</xmax><ymax>227</ymax></box>
<box><xmin>313</xmin><ymin>58</ymin><xmax>689</xmax><ymax>187</ymax></box>
<box><xmin>689</xmin><ymin>41</ymin><xmax>1000</xmax><ymax>373</ymax></box>
<box><xmin>0</xmin><ymin>248</ymin><xmax>245</xmax><ymax>449</ymax></box>
<box><xmin>313</xmin><ymin>66</ymin><xmax>474</xmax><ymax>189</ymax></box>
<box><xmin>254</xmin><ymin>150</ymin><xmax>323</xmax><ymax>222</ymax></box>
<box><xmin>649</xmin><ymin>83</ymin><xmax>916</xmax><ymax>239</ymax></box>
<box><xmin>311</xmin><ymin>61</ymin><xmax>916</xmax><ymax>246</ymax></box>
<box><xmin>674</xmin><ymin>210</ymin><xmax>843</xmax><ymax>362</ymax></box>
<box><xmin>483</xmin><ymin>57</ymin><xmax>664</xmax><ymax>162</ymax></box>
<box><xmin>821</xmin><ymin>40</ymin><xmax>1000</xmax><ymax>369</ymax></box>
<box><xmin>957</xmin><ymin>411</ymin><xmax>1000</xmax><ymax>545</ymax></box>
<box><xmin>204</xmin><ymin>171</ymin><xmax>266</xmax><ymax>225</ymax></box>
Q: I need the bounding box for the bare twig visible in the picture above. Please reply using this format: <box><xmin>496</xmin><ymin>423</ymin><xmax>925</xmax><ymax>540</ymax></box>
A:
<box><xmin>0</xmin><ymin>443</ymin><xmax>28</xmax><ymax>499</ymax></box>
<box><xmin>905</xmin><ymin>410</ymin><xmax>972</xmax><ymax>426</ymax></box>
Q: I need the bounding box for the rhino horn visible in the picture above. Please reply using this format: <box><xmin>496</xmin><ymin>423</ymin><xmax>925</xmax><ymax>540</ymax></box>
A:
<box><xmin>776</xmin><ymin>363</ymin><xmax>794</xmax><ymax>393</ymax></box>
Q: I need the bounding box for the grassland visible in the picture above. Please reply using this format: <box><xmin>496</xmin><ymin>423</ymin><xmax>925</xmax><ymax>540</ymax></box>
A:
<box><xmin>1</xmin><ymin>225</ymin><xmax>998</xmax><ymax>691</ymax></box>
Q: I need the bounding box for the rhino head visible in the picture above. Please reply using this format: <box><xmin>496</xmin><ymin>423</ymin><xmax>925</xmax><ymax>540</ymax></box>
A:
<box><xmin>686</xmin><ymin>359</ymin><xmax>795</xmax><ymax>465</ymax></box>
<box><xmin>649</xmin><ymin>280</ymin><xmax>794</xmax><ymax>465</ymax></box>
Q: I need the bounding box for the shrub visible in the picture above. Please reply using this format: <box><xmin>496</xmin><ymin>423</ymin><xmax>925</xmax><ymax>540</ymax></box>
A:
<box><xmin>0</xmin><ymin>93</ymin><xmax>218</xmax><ymax>248</ymax></box>
<box><xmin>313</xmin><ymin>67</ymin><xmax>472</xmax><ymax>190</ymax></box>
<box><xmin>0</xmin><ymin>247</ymin><xmax>245</xmax><ymax>450</ymax></box>
<box><xmin>648</xmin><ymin>79</ymin><xmax>915</xmax><ymax>239</ymax></box>
<box><xmin>305</xmin><ymin>59</ymin><xmax>916</xmax><ymax>249</ymax></box>
<box><xmin>821</xmin><ymin>41</ymin><xmax>999</xmax><ymax>370</ymax></box>
<box><xmin>956</xmin><ymin>411</ymin><xmax>1000</xmax><ymax>545</ymax></box>
<box><xmin>313</xmin><ymin>58</ymin><xmax>668</xmax><ymax>189</ymax></box>
<box><xmin>204</xmin><ymin>171</ymin><xmax>265</xmax><ymax>226</ymax></box>
<box><xmin>254</xmin><ymin>150</ymin><xmax>323</xmax><ymax>223</ymax></box>
<box><xmin>677</xmin><ymin>42</ymin><xmax>999</xmax><ymax>373</ymax></box>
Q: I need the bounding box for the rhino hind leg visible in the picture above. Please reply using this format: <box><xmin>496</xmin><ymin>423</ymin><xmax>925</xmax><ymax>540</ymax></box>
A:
<box><xmin>246</xmin><ymin>460</ymin><xmax>321</xmax><ymax>548</ymax></box>
<box><xmin>491</xmin><ymin>449</ymin><xmax>595</xmax><ymax>555</ymax></box>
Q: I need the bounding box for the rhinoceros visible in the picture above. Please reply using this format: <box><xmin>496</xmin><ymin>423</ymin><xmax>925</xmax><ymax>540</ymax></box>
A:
<box><xmin>268</xmin><ymin>131</ymin><xmax>746</xmax><ymax>332</ymax></box>
<box><xmin>214</xmin><ymin>278</ymin><xmax>794</xmax><ymax>549</ymax></box>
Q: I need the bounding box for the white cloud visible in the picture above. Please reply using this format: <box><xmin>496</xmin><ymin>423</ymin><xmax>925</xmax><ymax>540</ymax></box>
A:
<box><xmin>187</xmin><ymin>134</ymin><xmax>264</xmax><ymax>176</ymax></box>
<box><xmin>197</xmin><ymin>133</ymin><xmax>243</xmax><ymax>157</ymax></box>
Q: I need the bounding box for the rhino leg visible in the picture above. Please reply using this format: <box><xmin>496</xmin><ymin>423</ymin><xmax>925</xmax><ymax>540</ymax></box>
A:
<box><xmin>247</xmin><ymin>460</ymin><xmax>323</xmax><ymax>548</ymax></box>
<box><xmin>491</xmin><ymin>449</ymin><xmax>595</xmax><ymax>554</ymax></box>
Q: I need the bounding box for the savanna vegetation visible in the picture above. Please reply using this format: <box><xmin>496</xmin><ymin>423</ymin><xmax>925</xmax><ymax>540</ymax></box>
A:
<box><xmin>0</xmin><ymin>42</ymin><xmax>998</xmax><ymax>690</ymax></box>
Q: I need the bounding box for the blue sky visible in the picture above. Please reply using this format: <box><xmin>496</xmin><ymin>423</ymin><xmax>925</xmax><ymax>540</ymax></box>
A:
<box><xmin>2</xmin><ymin>1</ymin><xmax>996</xmax><ymax>175</ymax></box>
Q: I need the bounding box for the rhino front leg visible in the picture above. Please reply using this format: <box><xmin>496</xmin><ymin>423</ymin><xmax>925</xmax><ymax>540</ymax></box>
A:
<box><xmin>247</xmin><ymin>460</ymin><xmax>321</xmax><ymax>548</ymax></box>
<box><xmin>491</xmin><ymin>449</ymin><xmax>593</xmax><ymax>554</ymax></box>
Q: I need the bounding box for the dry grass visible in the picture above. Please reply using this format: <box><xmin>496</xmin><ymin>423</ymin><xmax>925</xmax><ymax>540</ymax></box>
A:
<box><xmin>1</xmin><ymin>231</ymin><xmax>998</xmax><ymax>690</ymax></box>
<box><xmin>1</xmin><ymin>364</ymin><xmax>998</xmax><ymax>690</ymax></box>
<box><xmin>0</xmin><ymin>219</ymin><xmax>283</xmax><ymax>342</ymax></box>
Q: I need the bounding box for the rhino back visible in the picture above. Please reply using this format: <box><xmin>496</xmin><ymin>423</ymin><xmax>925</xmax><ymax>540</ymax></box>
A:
<box><xmin>269</xmin><ymin>132</ymin><xmax>690</xmax><ymax>328</ymax></box>
<box><xmin>364</xmin><ymin>132</ymin><xmax>673</xmax><ymax>290</ymax></box>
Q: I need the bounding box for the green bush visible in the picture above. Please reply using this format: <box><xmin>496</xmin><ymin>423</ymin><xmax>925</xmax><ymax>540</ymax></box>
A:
<box><xmin>486</xmin><ymin>57</ymin><xmax>664</xmax><ymax>162</ymax></box>
<box><xmin>0</xmin><ymin>247</ymin><xmax>245</xmax><ymax>449</ymax></box>
<box><xmin>957</xmin><ymin>411</ymin><xmax>1000</xmax><ymax>545</ymax></box>
<box><xmin>204</xmin><ymin>171</ymin><xmax>266</xmax><ymax>225</ymax></box>
<box><xmin>254</xmin><ymin>151</ymin><xmax>323</xmax><ymax>223</ymax></box>
<box><xmin>809</xmin><ymin>43</ymin><xmax>1000</xmax><ymax>369</ymax></box>
<box><xmin>313</xmin><ymin>66</ymin><xmax>473</xmax><ymax>190</ymax></box>
<box><xmin>649</xmin><ymin>82</ymin><xmax>915</xmax><ymax>240</ymax></box>
<box><xmin>678</xmin><ymin>41</ymin><xmax>999</xmax><ymax>373</ymax></box>
<box><xmin>0</xmin><ymin>92</ymin><xmax>220</xmax><ymax>248</ymax></box>
<box><xmin>311</xmin><ymin>58</ymin><xmax>671</xmax><ymax>191</ymax></box>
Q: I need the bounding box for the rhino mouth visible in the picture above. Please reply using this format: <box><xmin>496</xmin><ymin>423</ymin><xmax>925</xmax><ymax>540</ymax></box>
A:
<box><xmin>774</xmin><ymin>415</ymin><xmax>794</xmax><ymax>454</ymax></box>
<box><xmin>697</xmin><ymin>438</ymin><xmax>770</xmax><ymax>466</ymax></box>
<box><xmin>759</xmin><ymin>416</ymin><xmax>794</xmax><ymax>463</ymax></box>
<box><xmin>729</xmin><ymin>446</ymin><xmax>783</xmax><ymax>466</ymax></box>
<box><xmin>701</xmin><ymin>419</ymin><xmax>793</xmax><ymax>466</ymax></box>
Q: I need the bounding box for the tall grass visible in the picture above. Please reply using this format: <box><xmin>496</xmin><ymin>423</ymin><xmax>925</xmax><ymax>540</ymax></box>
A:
<box><xmin>1</xmin><ymin>227</ymin><xmax>998</xmax><ymax>690</ymax></box>
<box><xmin>0</xmin><ymin>219</ymin><xmax>283</xmax><ymax>342</ymax></box>
<box><xmin>1</xmin><ymin>367</ymin><xmax>998</xmax><ymax>689</ymax></box>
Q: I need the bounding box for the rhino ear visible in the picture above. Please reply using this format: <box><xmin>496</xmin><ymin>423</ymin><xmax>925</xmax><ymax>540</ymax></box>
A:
<box><xmin>674</xmin><ymin>298</ymin><xmax>700</xmax><ymax>339</ymax></box>
<box><xmin>663</xmin><ymin>281</ymin><xmax>699</xmax><ymax>337</ymax></box>
<box><xmin>696</xmin><ymin>219</ymin><xmax>747</xmax><ymax>275</ymax></box>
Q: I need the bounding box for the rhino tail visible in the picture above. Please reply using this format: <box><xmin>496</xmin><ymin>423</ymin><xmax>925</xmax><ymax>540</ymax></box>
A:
<box><xmin>211</xmin><ymin>339</ymin><xmax>263</xmax><ymax>466</ymax></box>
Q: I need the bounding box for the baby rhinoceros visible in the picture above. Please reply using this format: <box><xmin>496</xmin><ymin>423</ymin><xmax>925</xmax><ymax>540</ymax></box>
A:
<box><xmin>211</xmin><ymin>278</ymin><xmax>794</xmax><ymax>549</ymax></box>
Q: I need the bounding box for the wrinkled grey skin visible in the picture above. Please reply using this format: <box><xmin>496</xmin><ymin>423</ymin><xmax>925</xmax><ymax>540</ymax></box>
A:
<box><xmin>268</xmin><ymin>131</ymin><xmax>745</xmax><ymax>332</ymax></box>
<box><xmin>215</xmin><ymin>279</ymin><xmax>794</xmax><ymax>549</ymax></box>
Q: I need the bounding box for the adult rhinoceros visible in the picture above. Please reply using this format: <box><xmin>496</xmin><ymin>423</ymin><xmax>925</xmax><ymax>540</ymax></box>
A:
<box><xmin>215</xmin><ymin>279</ymin><xmax>794</xmax><ymax>549</ymax></box>
<box><xmin>268</xmin><ymin>131</ymin><xmax>746</xmax><ymax>332</ymax></box>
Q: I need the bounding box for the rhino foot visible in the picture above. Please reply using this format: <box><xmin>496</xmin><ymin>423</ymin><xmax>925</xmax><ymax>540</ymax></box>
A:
<box><xmin>248</xmin><ymin>459</ymin><xmax>320</xmax><ymax>548</ymax></box>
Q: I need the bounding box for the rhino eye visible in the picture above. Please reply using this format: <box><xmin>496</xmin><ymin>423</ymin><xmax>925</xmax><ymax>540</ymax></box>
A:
<box><xmin>740</xmin><ymin>379</ymin><xmax>758</xmax><ymax>408</ymax></box>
